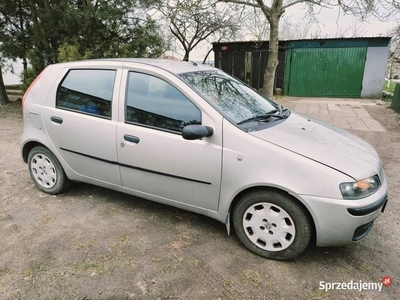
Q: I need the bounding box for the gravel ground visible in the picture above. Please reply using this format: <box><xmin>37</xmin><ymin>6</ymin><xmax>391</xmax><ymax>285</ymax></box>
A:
<box><xmin>0</xmin><ymin>98</ymin><xmax>399</xmax><ymax>299</ymax></box>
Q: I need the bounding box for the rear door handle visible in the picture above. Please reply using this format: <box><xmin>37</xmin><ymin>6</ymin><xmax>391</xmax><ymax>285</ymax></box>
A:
<box><xmin>51</xmin><ymin>116</ymin><xmax>63</xmax><ymax>124</ymax></box>
<box><xmin>124</xmin><ymin>134</ymin><xmax>140</xmax><ymax>144</ymax></box>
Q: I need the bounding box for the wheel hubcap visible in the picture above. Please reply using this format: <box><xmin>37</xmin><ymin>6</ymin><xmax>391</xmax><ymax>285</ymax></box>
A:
<box><xmin>30</xmin><ymin>154</ymin><xmax>57</xmax><ymax>188</ymax></box>
<box><xmin>243</xmin><ymin>202</ymin><xmax>296</xmax><ymax>251</ymax></box>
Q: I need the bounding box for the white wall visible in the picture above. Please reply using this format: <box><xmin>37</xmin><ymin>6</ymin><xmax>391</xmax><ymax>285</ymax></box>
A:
<box><xmin>361</xmin><ymin>46</ymin><xmax>390</xmax><ymax>98</ymax></box>
<box><xmin>2</xmin><ymin>60</ymin><xmax>22</xmax><ymax>85</ymax></box>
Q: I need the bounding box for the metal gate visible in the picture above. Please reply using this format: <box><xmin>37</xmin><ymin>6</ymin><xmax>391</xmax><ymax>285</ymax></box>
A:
<box><xmin>285</xmin><ymin>47</ymin><xmax>367</xmax><ymax>97</ymax></box>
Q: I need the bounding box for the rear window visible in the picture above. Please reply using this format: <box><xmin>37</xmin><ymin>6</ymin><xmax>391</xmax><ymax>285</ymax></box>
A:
<box><xmin>56</xmin><ymin>69</ymin><xmax>116</xmax><ymax>118</ymax></box>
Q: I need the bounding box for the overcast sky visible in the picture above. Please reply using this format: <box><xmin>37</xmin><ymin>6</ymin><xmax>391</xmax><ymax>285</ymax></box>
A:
<box><xmin>3</xmin><ymin>4</ymin><xmax>398</xmax><ymax>85</ymax></box>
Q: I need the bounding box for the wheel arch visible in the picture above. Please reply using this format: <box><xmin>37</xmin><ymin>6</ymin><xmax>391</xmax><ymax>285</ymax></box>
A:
<box><xmin>226</xmin><ymin>186</ymin><xmax>317</xmax><ymax>245</ymax></box>
<box><xmin>22</xmin><ymin>141</ymin><xmax>48</xmax><ymax>163</ymax></box>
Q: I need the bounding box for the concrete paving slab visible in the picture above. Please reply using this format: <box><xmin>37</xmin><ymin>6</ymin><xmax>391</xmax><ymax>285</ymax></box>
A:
<box><xmin>289</xmin><ymin>99</ymin><xmax>377</xmax><ymax>106</ymax></box>
<box><xmin>353</xmin><ymin>107</ymin><xmax>371</xmax><ymax>118</ymax></box>
<box><xmin>320</xmin><ymin>109</ymin><xmax>329</xmax><ymax>115</ymax></box>
<box><xmin>361</xmin><ymin>118</ymin><xmax>386</xmax><ymax>132</ymax></box>
<box><xmin>327</xmin><ymin>103</ymin><xmax>341</xmax><ymax>111</ymax></box>
<box><xmin>342</xmin><ymin>110</ymin><xmax>357</xmax><ymax>117</ymax></box>
<box><xmin>295</xmin><ymin>103</ymin><xmax>307</xmax><ymax>113</ymax></box>
<box><xmin>334</xmin><ymin>123</ymin><xmax>352</xmax><ymax>130</ymax></box>
<box><xmin>290</xmin><ymin>98</ymin><xmax>386</xmax><ymax>132</ymax></box>
<box><xmin>330</xmin><ymin>110</ymin><xmax>343</xmax><ymax>117</ymax></box>
<box><xmin>350</xmin><ymin>121</ymin><xmax>370</xmax><ymax>131</ymax></box>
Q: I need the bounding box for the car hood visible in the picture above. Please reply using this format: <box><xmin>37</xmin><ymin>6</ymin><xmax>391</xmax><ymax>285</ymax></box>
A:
<box><xmin>249</xmin><ymin>112</ymin><xmax>381</xmax><ymax>179</ymax></box>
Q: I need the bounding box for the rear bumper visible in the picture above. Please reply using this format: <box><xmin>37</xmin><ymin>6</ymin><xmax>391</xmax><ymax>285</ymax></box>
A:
<box><xmin>300</xmin><ymin>178</ymin><xmax>388</xmax><ymax>247</ymax></box>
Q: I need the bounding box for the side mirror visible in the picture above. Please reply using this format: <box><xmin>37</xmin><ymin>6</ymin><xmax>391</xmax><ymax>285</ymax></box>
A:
<box><xmin>182</xmin><ymin>125</ymin><xmax>214</xmax><ymax>140</ymax></box>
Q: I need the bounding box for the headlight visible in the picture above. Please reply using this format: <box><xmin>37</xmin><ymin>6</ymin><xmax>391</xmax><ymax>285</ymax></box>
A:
<box><xmin>340</xmin><ymin>175</ymin><xmax>381</xmax><ymax>199</ymax></box>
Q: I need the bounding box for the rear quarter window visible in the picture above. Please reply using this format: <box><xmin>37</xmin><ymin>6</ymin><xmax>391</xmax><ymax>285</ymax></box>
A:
<box><xmin>56</xmin><ymin>69</ymin><xmax>116</xmax><ymax>118</ymax></box>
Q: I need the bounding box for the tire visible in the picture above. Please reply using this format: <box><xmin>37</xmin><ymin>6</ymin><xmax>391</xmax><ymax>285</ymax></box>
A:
<box><xmin>27</xmin><ymin>146</ymin><xmax>72</xmax><ymax>195</ymax></box>
<box><xmin>233</xmin><ymin>190</ymin><xmax>312</xmax><ymax>260</ymax></box>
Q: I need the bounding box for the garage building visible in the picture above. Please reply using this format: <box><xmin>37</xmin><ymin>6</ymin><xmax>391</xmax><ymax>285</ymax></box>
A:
<box><xmin>213</xmin><ymin>37</ymin><xmax>391</xmax><ymax>98</ymax></box>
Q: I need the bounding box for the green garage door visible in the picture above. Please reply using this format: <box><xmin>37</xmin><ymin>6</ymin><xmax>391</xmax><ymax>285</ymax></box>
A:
<box><xmin>285</xmin><ymin>47</ymin><xmax>367</xmax><ymax>97</ymax></box>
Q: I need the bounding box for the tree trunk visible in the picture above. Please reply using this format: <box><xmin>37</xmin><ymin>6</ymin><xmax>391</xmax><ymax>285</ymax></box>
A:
<box><xmin>202</xmin><ymin>48</ymin><xmax>213</xmax><ymax>64</ymax></box>
<box><xmin>23</xmin><ymin>58</ymin><xmax>27</xmax><ymax>71</ymax></box>
<box><xmin>261</xmin><ymin>15</ymin><xmax>280</xmax><ymax>98</ymax></box>
<box><xmin>183</xmin><ymin>50</ymin><xmax>190</xmax><ymax>62</ymax></box>
<box><xmin>0</xmin><ymin>68</ymin><xmax>10</xmax><ymax>105</ymax></box>
<box><xmin>18</xmin><ymin>0</ymin><xmax>28</xmax><ymax>71</ymax></box>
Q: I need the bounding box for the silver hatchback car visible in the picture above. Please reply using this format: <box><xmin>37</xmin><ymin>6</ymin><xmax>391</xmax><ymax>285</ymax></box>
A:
<box><xmin>21</xmin><ymin>59</ymin><xmax>388</xmax><ymax>260</ymax></box>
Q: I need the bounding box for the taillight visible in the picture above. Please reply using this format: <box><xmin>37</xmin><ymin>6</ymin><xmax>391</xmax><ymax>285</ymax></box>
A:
<box><xmin>22</xmin><ymin>69</ymin><xmax>45</xmax><ymax>109</ymax></box>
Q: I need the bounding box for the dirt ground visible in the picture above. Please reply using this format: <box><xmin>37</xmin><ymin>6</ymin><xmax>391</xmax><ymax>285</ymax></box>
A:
<box><xmin>0</xmin><ymin>98</ymin><xmax>399</xmax><ymax>300</ymax></box>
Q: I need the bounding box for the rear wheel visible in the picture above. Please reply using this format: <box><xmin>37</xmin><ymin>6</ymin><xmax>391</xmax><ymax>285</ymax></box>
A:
<box><xmin>233</xmin><ymin>190</ymin><xmax>312</xmax><ymax>260</ymax></box>
<box><xmin>28</xmin><ymin>146</ymin><xmax>72</xmax><ymax>194</ymax></box>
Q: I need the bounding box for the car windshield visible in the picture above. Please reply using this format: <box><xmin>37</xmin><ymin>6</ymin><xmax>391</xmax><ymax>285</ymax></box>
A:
<box><xmin>180</xmin><ymin>71</ymin><xmax>280</xmax><ymax>125</ymax></box>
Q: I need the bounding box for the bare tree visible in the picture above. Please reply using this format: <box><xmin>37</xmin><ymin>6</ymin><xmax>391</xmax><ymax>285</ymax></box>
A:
<box><xmin>244</xmin><ymin>12</ymin><xmax>325</xmax><ymax>41</ymax></box>
<box><xmin>154</xmin><ymin>0</ymin><xmax>242</xmax><ymax>61</ymax></box>
<box><xmin>202</xmin><ymin>26</ymin><xmax>240</xmax><ymax>63</ymax></box>
<box><xmin>243</xmin><ymin>6</ymin><xmax>270</xmax><ymax>41</ymax></box>
<box><xmin>334</xmin><ymin>20</ymin><xmax>367</xmax><ymax>38</ymax></box>
<box><xmin>219</xmin><ymin>0</ymin><xmax>399</xmax><ymax>98</ymax></box>
<box><xmin>278</xmin><ymin>16</ymin><xmax>326</xmax><ymax>40</ymax></box>
<box><xmin>387</xmin><ymin>24</ymin><xmax>400</xmax><ymax>81</ymax></box>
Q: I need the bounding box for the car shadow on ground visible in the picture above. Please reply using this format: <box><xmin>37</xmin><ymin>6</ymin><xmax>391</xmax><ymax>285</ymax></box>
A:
<box><xmin>59</xmin><ymin>182</ymin><xmax>359</xmax><ymax>263</ymax></box>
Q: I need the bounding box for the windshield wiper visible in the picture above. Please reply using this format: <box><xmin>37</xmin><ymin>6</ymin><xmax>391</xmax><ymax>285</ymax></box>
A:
<box><xmin>237</xmin><ymin>109</ymin><xmax>285</xmax><ymax>125</ymax></box>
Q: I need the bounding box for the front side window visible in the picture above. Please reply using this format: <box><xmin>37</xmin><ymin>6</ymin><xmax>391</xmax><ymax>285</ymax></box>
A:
<box><xmin>180</xmin><ymin>71</ymin><xmax>280</xmax><ymax>125</ymax></box>
<box><xmin>56</xmin><ymin>69</ymin><xmax>116</xmax><ymax>118</ymax></box>
<box><xmin>126</xmin><ymin>72</ymin><xmax>201</xmax><ymax>132</ymax></box>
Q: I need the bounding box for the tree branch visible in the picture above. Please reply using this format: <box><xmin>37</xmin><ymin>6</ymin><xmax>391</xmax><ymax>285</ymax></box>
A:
<box><xmin>218</xmin><ymin>0</ymin><xmax>261</xmax><ymax>8</ymax></box>
<box><xmin>282</xmin><ymin>0</ymin><xmax>332</xmax><ymax>11</ymax></box>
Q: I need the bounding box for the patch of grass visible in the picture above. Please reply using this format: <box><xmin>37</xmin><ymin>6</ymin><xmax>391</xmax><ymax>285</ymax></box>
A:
<box><xmin>310</xmin><ymin>289</ymin><xmax>329</xmax><ymax>299</ymax></box>
<box><xmin>152</xmin><ymin>257</ymin><xmax>162</xmax><ymax>262</ymax></box>
<box><xmin>111</xmin><ymin>234</ymin><xmax>131</xmax><ymax>248</ymax></box>
<box><xmin>71</xmin><ymin>238</ymin><xmax>98</xmax><ymax>250</ymax></box>
<box><xmin>383</xmin><ymin>80</ymin><xmax>397</xmax><ymax>93</ymax></box>
<box><xmin>335</xmin><ymin>266</ymin><xmax>348</xmax><ymax>274</ymax></box>
<box><xmin>73</xmin><ymin>261</ymin><xmax>99</xmax><ymax>273</ymax></box>
<box><xmin>70</xmin><ymin>258</ymin><xmax>109</xmax><ymax>276</ymax></box>
<box><xmin>172</xmin><ymin>256</ymin><xmax>184</xmax><ymax>264</ymax></box>
<box><xmin>23</xmin><ymin>263</ymin><xmax>49</xmax><ymax>281</ymax></box>
<box><xmin>188</xmin><ymin>258</ymin><xmax>199</xmax><ymax>266</ymax></box>
<box><xmin>382</xmin><ymin>93</ymin><xmax>393</xmax><ymax>102</ymax></box>
<box><xmin>360</xmin><ymin>263</ymin><xmax>372</xmax><ymax>272</ymax></box>
<box><xmin>222</xmin><ymin>280</ymin><xmax>238</xmax><ymax>294</ymax></box>
<box><xmin>0</xmin><ymin>267</ymin><xmax>10</xmax><ymax>276</ymax></box>
<box><xmin>159</xmin><ymin>256</ymin><xmax>185</xmax><ymax>273</ymax></box>
<box><xmin>242</xmin><ymin>269</ymin><xmax>262</xmax><ymax>288</ymax></box>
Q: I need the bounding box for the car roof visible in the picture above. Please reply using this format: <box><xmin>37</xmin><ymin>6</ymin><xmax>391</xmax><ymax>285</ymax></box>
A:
<box><xmin>49</xmin><ymin>58</ymin><xmax>216</xmax><ymax>75</ymax></box>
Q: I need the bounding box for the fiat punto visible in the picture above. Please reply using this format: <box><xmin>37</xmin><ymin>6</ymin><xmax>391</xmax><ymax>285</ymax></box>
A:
<box><xmin>21</xmin><ymin>59</ymin><xmax>388</xmax><ymax>260</ymax></box>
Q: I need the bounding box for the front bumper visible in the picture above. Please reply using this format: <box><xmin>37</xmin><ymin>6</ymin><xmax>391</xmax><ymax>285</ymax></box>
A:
<box><xmin>347</xmin><ymin>194</ymin><xmax>388</xmax><ymax>216</ymax></box>
<box><xmin>299</xmin><ymin>177</ymin><xmax>388</xmax><ymax>247</ymax></box>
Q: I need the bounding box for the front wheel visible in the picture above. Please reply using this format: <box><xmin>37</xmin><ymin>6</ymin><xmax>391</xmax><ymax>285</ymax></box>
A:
<box><xmin>233</xmin><ymin>190</ymin><xmax>312</xmax><ymax>260</ymax></box>
<box><xmin>28</xmin><ymin>146</ymin><xmax>72</xmax><ymax>195</ymax></box>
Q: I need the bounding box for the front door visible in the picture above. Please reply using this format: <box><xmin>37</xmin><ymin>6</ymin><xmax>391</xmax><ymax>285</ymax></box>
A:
<box><xmin>116</xmin><ymin>70</ymin><xmax>222</xmax><ymax>211</ymax></box>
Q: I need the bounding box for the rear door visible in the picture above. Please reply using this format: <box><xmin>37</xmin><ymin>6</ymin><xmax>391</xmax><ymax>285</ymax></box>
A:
<box><xmin>116</xmin><ymin>67</ymin><xmax>223</xmax><ymax>211</ymax></box>
<box><xmin>43</xmin><ymin>66</ymin><xmax>123</xmax><ymax>185</ymax></box>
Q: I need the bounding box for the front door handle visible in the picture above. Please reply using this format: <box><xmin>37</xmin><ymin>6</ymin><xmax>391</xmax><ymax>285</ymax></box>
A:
<box><xmin>51</xmin><ymin>116</ymin><xmax>63</xmax><ymax>124</ymax></box>
<box><xmin>124</xmin><ymin>134</ymin><xmax>140</xmax><ymax>144</ymax></box>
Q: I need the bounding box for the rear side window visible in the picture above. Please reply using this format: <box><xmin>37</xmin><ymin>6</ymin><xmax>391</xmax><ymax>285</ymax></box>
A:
<box><xmin>126</xmin><ymin>72</ymin><xmax>201</xmax><ymax>133</ymax></box>
<box><xmin>56</xmin><ymin>69</ymin><xmax>116</xmax><ymax>118</ymax></box>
